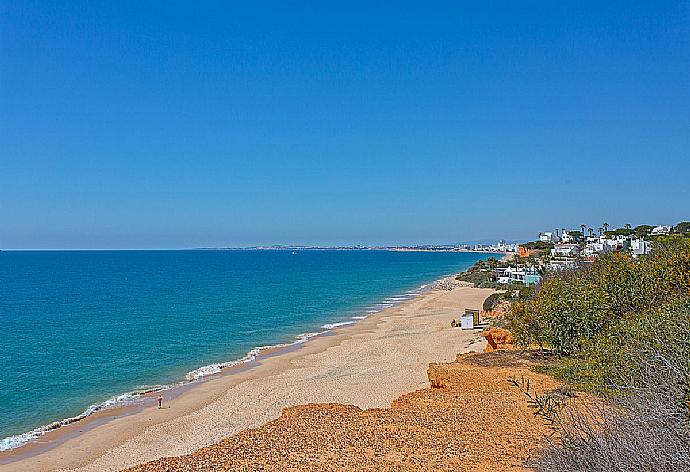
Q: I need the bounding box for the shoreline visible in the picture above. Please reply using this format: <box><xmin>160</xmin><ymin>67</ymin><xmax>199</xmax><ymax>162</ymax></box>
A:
<box><xmin>0</xmin><ymin>263</ymin><xmax>500</xmax><ymax>471</ymax></box>
<box><xmin>0</xmin><ymin>278</ymin><xmax>441</xmax><ymax>454</ymax></box>
<box><xmin>0</xmin><ymin>287</ymin><xmax>422</xmax><ymax>456</ymax></box>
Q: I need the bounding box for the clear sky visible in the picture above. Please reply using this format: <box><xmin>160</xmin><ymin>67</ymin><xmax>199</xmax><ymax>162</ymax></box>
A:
<box><xmin>1</xmin><ymin>1</ymin><xmax>689</xmax><ymax>249</ymax></box>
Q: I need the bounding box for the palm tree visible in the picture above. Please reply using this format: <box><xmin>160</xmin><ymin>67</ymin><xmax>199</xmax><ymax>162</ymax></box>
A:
<box><xmin>580</xmin><ymin>224</ymin><xmax>586</xmax><ymax>236</ymax></box>
<box><xmin>588</xmin><ymin>227</ymin><xmax>594</xmax><ymax>237</ymax></box>
<box><xmin>598</xmin><ymin>227</ymin><xmax>603</xmax><ymax>236</ymax></box>
<box><xmin>603</xmin><ymin>222</ymin><xmax>609</xmax><ymax>234</ymax></box>
<box><xmin>625</xmin><ymin>223</ymin><xmax>631</xmax><ymax>230</ymax></box>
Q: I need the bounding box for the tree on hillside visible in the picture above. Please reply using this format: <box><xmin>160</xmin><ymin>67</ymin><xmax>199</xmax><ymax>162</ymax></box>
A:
<box><xmin>474</xmin><ymin>260</ymin><xmax>486</xmax><ymax>270</ymax></box>
<box><xmin>634</xmin><ymin>225</ymin><xmax>653</xmax><ymax>237</ymax></box>
<box><xmin>603</xmin><ymin>222</ymin><xmax>609</xmax><ymax>233</ymax></box>
<box><xmin>581</xmin><ymin>224</ymin><xmax>586</xmax><ymax>236</ymax></box>
<box><xmin>674</xmin><ymin>222</ymin><xmax>690</xmax><ymax>235</ymax></box>
<box><xmin>624</xmin><ymin>223</ymin><xmax>631</xmax><ymax>230</ymax></box>
<box><xmin>588</xmin><ymin>228</ymin><xmax>594</xmax><ymax>237</ymax></box>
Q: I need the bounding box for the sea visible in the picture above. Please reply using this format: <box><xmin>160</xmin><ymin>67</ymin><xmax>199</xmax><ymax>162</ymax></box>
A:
<box><xmin>0</xmin><ymin>249</ymin><xmax>496</xmax><ymax>451</ymax></box>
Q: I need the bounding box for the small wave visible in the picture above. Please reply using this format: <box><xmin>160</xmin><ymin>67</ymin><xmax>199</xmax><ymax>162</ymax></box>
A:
<box><xmin>351</xmin><ymin>315</ymin><xmax>368</xmax><ymax>320</ymax></box>
<box><xmin>0</xmin><ymin>389</ymin><xmax>154</xmax><ymax>452</ymax></box>
<box><xmin>185</xmin><ymin>330</ymin><xmax>329</xmax><ymax>382</ymax></box>
<box><xmin>321</xmin><ymin>321</ymin><xmax>356</xmax><ymax>330</ymax></box>
<box><xmin>294</xmin><ymin>331</ymin><xmax>322</xmax><ymax>343</ymax></box>
<box><xmin>184</xmin><ymin>344</ymin><xmax>275</xmax><ymax>381</ymax></box>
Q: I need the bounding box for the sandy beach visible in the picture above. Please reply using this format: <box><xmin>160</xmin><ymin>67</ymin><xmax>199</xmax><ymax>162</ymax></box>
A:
<box><xmin>0</xmin><ymin>280</ymin><xmax>496</xmax><ymax>472</ymax></box>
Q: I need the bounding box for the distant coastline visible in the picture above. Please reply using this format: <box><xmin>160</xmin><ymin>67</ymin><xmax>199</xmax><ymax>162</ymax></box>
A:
<box><xmin>195</xmin><ymin>245</ymin><xmax>513</xmax><ymax>253</ymax></box>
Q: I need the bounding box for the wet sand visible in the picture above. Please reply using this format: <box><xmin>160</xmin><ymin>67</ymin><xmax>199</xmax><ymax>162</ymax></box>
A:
<box><xmin>0</xmin><ymin>282</ymin><xmax>495</xmax><ymax>472</ymax></box>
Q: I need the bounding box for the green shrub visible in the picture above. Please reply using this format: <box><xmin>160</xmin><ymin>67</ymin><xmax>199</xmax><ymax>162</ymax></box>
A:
<box><xmin>533</xmin><ymin>276</ymin><xmax>609</xmax><ymax>356</ymax></box>
<box><xmin>509</xmin><ymin>236</ymin><xmax>690</xmax><ymax>357</ymax></box>
<box><xmin>541</xmin><ymin>298</ymin><xmax>690</xmax><ymax>395</ymax></box>
<box><xmin>482</xmin><ymin>292</ymin><xmax>504</xmax><ymax>311</ymax></box>
<box><xmin>506</xmin><ymin>300</ymin><xmax>544</xmax><ymax>349</ymax></box>
<box><xmin>512</xmin><ymin>235</ymin><xmax>690</xmax><ymax>471</ymax></box>
<box><xmin>532</xmin><ymin>299</ymin><xmax>690</xmax><ymax>471</ymax></box>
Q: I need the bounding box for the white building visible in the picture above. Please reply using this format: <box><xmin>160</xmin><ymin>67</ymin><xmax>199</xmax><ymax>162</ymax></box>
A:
<box><xmin>631</xmin><ymin>238</ymin><xmax>652</xmax><ymax>258</ymax></box>
<box><xmin>495</xmin><ymin>266</ymin><xmax>541</xmax><ymax>285</ymax></box>
<box><xmin>582</xmin><ymin>242</ymin><xmax>609</xmax><ymax>257</ymax></box>
<box><xmin>604</xmin><ymin>237</ymin><xmax>620</xmax><ymax>249</ymax></box>
<box><xmin>560</xmin><ymin>231</ymin><xmax>575</xmax><ymax>243</ymax></box>
<box><xmin>551</xmin><ymin>243</ymin><xmax>580</xmax><ymax>257</ymax></box>
<box><xmin>651</xmin><ymin>225</ymin><xmax>671</xmax><ymax>236</ymax></box>
<box><xmin>539</xmin><ymin>232</ymin><xmax>557</xmax><ymax>243</ymax></box>
<box><xmin>547</xmin><ymin>259</ymin><xmax>578</xmax><ymax>271</ymax></box>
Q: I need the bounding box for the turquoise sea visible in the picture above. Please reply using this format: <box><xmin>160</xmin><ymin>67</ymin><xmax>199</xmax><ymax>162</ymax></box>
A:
<box><xmin>0</xmin><ymin>249</ymin><xmax>496</xmax><ymax>450</ymax></box>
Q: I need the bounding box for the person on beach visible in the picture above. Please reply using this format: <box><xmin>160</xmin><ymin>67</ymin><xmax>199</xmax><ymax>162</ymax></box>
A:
<box><xmin>157</xmin><ymin>395</ymin><xmax>163</xmax><ymax>409</ymax></box>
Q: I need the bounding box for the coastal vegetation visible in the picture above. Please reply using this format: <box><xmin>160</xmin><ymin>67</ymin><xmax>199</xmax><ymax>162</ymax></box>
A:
<box><xmin>455</xmin><ymin>257</ymin><xmax>524</xmax><ymax>290</ymax></box>
<box><xmin>505</xmin><ymin>233</ymin><xmax>690</xmax><ymax>470</ymax></box>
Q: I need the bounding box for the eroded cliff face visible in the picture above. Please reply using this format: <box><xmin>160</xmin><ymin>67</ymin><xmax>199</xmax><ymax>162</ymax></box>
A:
<box><xmin>128</xmin><ymin>351</ymin><xmax>559</xmax><ymax>472</ymax></box>
<box><xmin>482</xmin><ymin>327</ymin><xmax>515</xmax><ymax>352</ymax></box>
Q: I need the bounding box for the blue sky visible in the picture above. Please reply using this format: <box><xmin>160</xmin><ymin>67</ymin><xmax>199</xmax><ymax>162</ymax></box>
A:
<box><xmin>1</xmin><ymin>1</ymin><xmax>689</xmax><ymax>249</ymax></box>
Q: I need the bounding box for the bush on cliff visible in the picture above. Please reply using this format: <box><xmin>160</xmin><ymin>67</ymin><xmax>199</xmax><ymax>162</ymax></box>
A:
<box><xmin>532</xmin><ymin>299</ymin><xmax>690</xmax><ymax>471</ymax></box>
<box><xmin>508</xmin><ymin>236</ymin><xmax>690</xmax><ymax>358</ymax></box>
<box><xmin>508</xmin><ymin>236</ymin><xmax>690</xmax><ymax>471</ymax></box>
<box><xmin>540</xmin><ymin>297</ymin><xmax>690</xmax><ymax>394</ymax></box>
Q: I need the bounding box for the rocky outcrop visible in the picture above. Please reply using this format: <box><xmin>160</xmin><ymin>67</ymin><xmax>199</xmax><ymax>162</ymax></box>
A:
<box><xmin>432</xmin><ymin>276</ymin><xmax>474</xmax><ymax>291</ymax></box>
<box><xmin>482</xmin><ymin>327</ymin><xmax>515</xmax><ymax>352</ymax></box>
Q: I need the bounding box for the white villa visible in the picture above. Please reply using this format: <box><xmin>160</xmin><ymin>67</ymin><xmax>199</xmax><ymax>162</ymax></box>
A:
<box><xmin>582</xmin><ymin>241</ymin><xmax>609</xmax><ymax>257</ymax></box>
<box><xmin>651</xmin><ymin>225</ymin><xmax>672</xmax><ymax>236</ymax></box>
<box><xmin>631</xmin><ymin>238</ymin><xmax>652</xmax><ymax>258</ymax></box>
<box><xmin>551</xmin><ymin>243</ymin><xmax>580</xmax><ymax>257</ymax></box>
<box><xmin>560</xmin><ymin>231</ymin><xmax>576</xmax><ymax>243</ymax></box>
<box><xmin>495</xmin><ymin>266</ymin><xmax>541</xmax><ymax>286</ymax></box>
<box><xmin>539</xmin><ymin>232</ymin><xmax>558</xmax><ymax>243</ymax></box>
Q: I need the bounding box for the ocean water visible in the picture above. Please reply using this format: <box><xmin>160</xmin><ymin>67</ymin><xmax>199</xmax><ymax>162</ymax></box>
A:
<box><xmin>0</xmin><ymin>249</ymin><xmax>496</xmax><ymax>450</ymax></box>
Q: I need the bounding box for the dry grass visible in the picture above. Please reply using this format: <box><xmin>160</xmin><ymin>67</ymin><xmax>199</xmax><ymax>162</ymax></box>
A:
<box><xmin>532</xmin><ymin>349</ymin><xmax>690</xmax><ymax>472</ymax></box>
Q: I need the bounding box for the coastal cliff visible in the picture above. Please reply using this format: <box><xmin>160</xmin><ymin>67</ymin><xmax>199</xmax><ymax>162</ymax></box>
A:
<box><xmin>127</xmin><ymin>351</ymin><xmax>559</xmax><ymax>471</ymax></box>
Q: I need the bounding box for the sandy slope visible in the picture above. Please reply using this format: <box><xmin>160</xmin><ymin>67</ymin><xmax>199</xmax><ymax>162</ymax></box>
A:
<box><xmin>128</xmin><ymin>351</ymin><xmax>560</xmax><ymax>471</ymax></box>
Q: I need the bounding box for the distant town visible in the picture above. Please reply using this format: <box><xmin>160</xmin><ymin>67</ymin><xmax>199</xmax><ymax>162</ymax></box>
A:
<box><xmin>203</xmin><ymin>241</ymin><xmax>517</xmax><ymax>253</ymax></box>
<box><xmin>201</xmin><ymin>223</ymin><xmax>690</xmax><ymax>262</ymax></box>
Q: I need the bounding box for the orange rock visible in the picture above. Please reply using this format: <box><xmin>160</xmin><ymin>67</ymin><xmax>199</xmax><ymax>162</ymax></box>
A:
<box><xmin>483</xmin><ymin>327</ymin><xmax>515</xmax><ymax>352</ymax></box>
